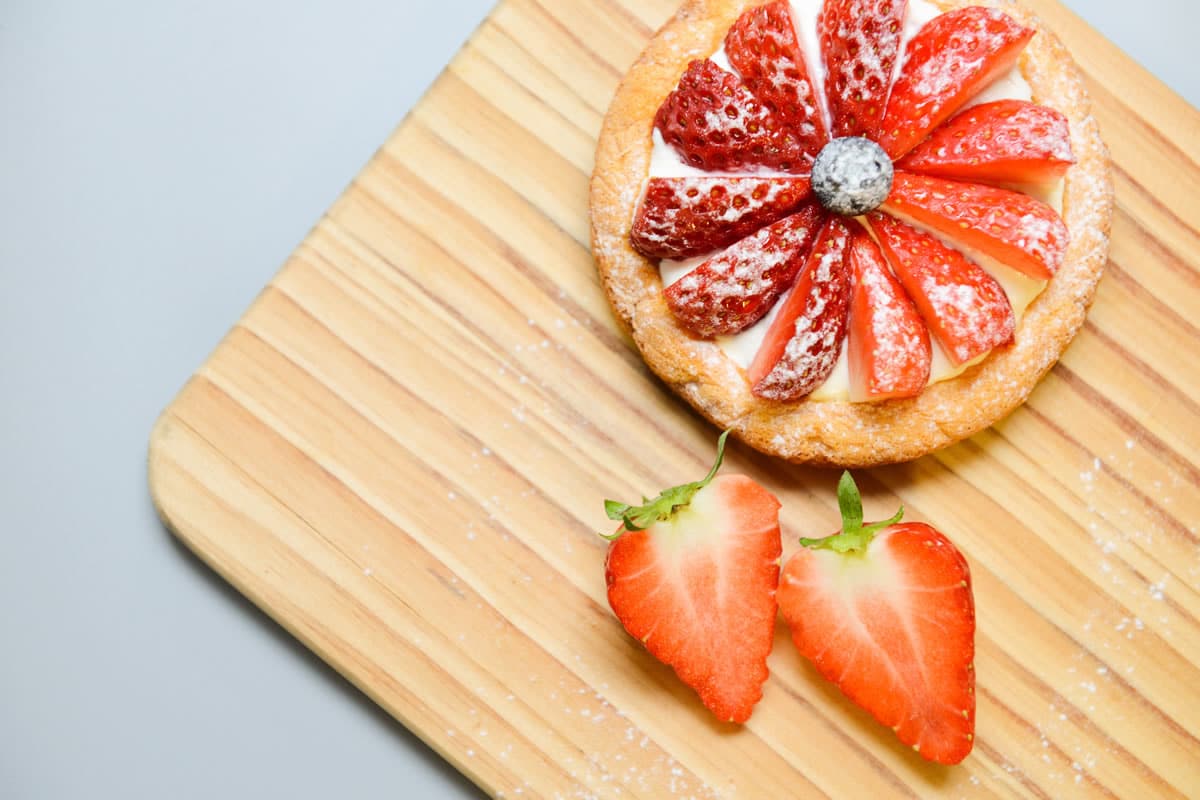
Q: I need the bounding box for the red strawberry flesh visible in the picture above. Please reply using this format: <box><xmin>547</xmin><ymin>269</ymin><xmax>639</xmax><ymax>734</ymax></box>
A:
<box><xmin>882</xmin><ymin>171</ymin><xmax>1068</xmax><ymax>280</ymax></box>
<box><xmin>726</xmin><ymin>0</ymin><xmax>828</xmax><ymax>159</ymax></box>
<box><xmin>819</xmin><ymin>0</ymin><xmax>909</xmax><ymax>139</ymax></box>
<box><xmin>748</xmin><ymin>217</ymin><xmax>853</xmax><ymax>401</ymax></box>
<box><xmin>778</xmin><ymin>473</ymin><xmax>976</xmax><ymax>764</ymax></box>
<box><xmin>605</xmin><ymin>434</ymin><xmax>781</xmax><ymax>723</ymax></box>
<box><xmin>896</xmin><ymin>99</ymin><xmax>1075</xmax><ymax>185</ymax></box>
<box><xmin>879</xmin><ymin>8</ymin><xmax>1035</xmax><ymax>158</ymax></box>
<box><xmin>664</xmin><ymin>203</ymin><xmax>827</xmax><ymax>337</ymax></box>
<box><xmin>632</xmin><ymin>176</ymin><xmax>814</xmax><ymax>261</ymax></box>
<box><xmin>847</xmin><ymin>229</ymin><xmax>932</xmax><ymax>401</ymax></box>
<box><xmin>869</xmin><ymin>212</ymin><xmax>1015</xmax><ymax>366</ymax></box>
<box><xmin>655</xmin><ymin>59</ymin><xmax>809</xmax><ymax>173</ymax></box>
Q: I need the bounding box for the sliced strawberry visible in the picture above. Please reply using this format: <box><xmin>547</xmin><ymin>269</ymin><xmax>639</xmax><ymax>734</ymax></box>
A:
<box><xmin>726</xmin><ymin>0</ymin><xmax>828</xmax><ymax>159</ymax></box>
<box><xmin>882</xmin><ymin>171</ymin><xmax>1068</xmax><ymax>280</ymax></box>
<box><xmin>632</xmin><ymin>176</ymin><xmax>813</xmax><ymax>261</ymax></box>
<box><xmin>664</xmin><ymin>204</ymin><xmax>826</xmax><ymax>337</ymax></box>
<box><xmin>869</xmin><ymin>212</ymin><xmax>1014</xmax><ymax>366</ymax></box>
<box><xmin>779</xmin><ymin>473</ymin><xmax>976</xmax><ymax>765</ymax></box>
<box><xmin>655</xmin><ymin>60</ymin><xmax>809</xmax><ymax>173</ymax></box>
<box><xmin>897</xmin><ymin>99</ymin><xmax>1075</xmax><ymax>185</ymax></box>
<box><xmin>747</xmin><ymin>218</ymin><xmax>852</xmax><ymax>401</ymax></box>
<box><xmin>819</xmin><ymin>0</ymin><xmax>909</xmax><ymax>139</ymax></box>
<box><xmin>846</xmin><ymin>229</ymin><xmax>932</xmax><ymax>401</ymax></box>
<box><xmin>878</xmin><ymin>8</ymin><xmax>1035</xmax><ymax>158</ymax></box>
<box><xmin>604</xmin><ymin>433</ymin><xmax>782</xmax><ymax>724</ymax></box>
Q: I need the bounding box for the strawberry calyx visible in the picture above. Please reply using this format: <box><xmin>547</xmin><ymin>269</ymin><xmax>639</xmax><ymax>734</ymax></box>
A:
<box><xmin>603</xmin><ymin>431</ymin><xmax>730</xmax><ymax>534</ymax></box>
<box><xmin>800</xmin><ymin>471</ymin><xmax>903</xmax><ymax>553</ymax></box>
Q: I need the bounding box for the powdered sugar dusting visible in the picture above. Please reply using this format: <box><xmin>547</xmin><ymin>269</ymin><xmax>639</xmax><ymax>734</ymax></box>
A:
<box><xmin>819</xmin><ymin>0</ymin><xmax>907</xmax><ymax>137</ymax></box>
<box><xmin>849</xmin><ymin>236</ymin><xmax>931</xmax><ymax>398</ymax></box>
<box><xmin>884</xmin><ymin>204</ymin><xmax>1047</xmax><ymax>321</ymax></box>
<box><xmin>871</xmin><ymin>213</ymin><xmax>1014</xmax><ymax>364</ymax></box>
<box><xmin>899</xmin><ymin>99</ymin><xmax>1074</xmax><ymax>182</ymax></box>
<box><xmin>665</xmin><ymin>206</ymin><xmax>825</xmax><ymax>337</ymax></box>
<box><xmin>632</xmin><ymin>175</ymin><xmax>812</xmax><ymax>259</ymax></box>
<box><xmin>753</xmin><ymin>221</ymin><xmax>852</xmax><ymax>400</ymax></box>
<box><xmin>882</xmin><ymin>7</ymin><xmax>1033</xmax><ymax>156</ymax></box>
<box><xmin>725</xmin><ymin>0</ymin><xmax>827</xmax><ymax>154</ymax></box>
<box><xmin>661</xmin><ymin>253</ymin><xmax>710</xmax><ymax>289</ymax></box>
<box><xmin>655</xmin><ymin>60</ymin><xmax>809</xmax><ymax>173</ymax></box>
<box><xmin>887</xmin><ymin>172</ymin><xmax>1068</xmax><ymax>276</ymax></box>
<box><xmin>865</xmin><ymin>275</ymin><xmax>913</xmax><ymax>379</ymax></box>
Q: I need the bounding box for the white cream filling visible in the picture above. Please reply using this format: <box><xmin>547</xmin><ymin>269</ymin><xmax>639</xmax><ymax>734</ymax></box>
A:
<box><xmin>790</xmin><ymin>0</ymin><xmax>832</xmax><ymax>130</ymax></box>
<box><xmin>651</xmin><ymin>0</ymin><xmax>1064</xmax><ymax>401</ymax></box>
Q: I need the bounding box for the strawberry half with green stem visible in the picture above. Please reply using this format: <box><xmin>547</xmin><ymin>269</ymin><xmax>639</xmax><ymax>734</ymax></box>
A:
<box><xmin>878</xmin><ymin>7</ymin><xmax>1035</xmax><ymax>159</ymax></box>
<box><xmin>896</xmin><ymin>99</ymin><xmax>1075</xmax><ymax>186</ymax></box>
<box><xmin>779</xmin><ymin>472</ymin><xmax>976</xmax><ymax>765</ymax></box>
<box><xmin>632</xmin><ymin>176</ymin><xmax>814</xmax><ymax>261</ymax></box>
<box><xmin>604</xmin><ymin>432</ymin><xmax>782</xmax><ymax>724</ymax></box>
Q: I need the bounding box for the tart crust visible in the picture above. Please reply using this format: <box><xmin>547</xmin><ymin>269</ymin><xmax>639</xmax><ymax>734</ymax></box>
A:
<box><xmin>589</xmin><ymin>0</ymin><xmax>1113</xmax><ymax>467</ymax></box>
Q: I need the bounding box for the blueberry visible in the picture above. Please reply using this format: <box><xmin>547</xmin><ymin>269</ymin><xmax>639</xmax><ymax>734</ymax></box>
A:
<box><xmin>811</xmin><ymin>137</ymin><xmax>894</xmax><ymax>217</ymax></box>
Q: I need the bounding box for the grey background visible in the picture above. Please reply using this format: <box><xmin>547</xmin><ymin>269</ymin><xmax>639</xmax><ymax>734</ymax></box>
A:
<box><xmin>0</xmin><ymin>1</ymin><xmax>1193</xmax><ymax>798</ymax></box>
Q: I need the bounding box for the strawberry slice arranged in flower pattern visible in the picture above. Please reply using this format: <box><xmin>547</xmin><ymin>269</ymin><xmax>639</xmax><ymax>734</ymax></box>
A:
<box><xmin>883</xmin><ymin>172</ymin><xmax>1068</xmax><ymax>280</ymax></box>
<box><xmin>819</xmin><ymin>0</ymin><xmax>909</xmax><ymax>139</ymax></box>
<box><xmin>870</xmin><ymin>212</ymin><xmax>1015</xmax><ymax>366</ymax></box>
<box><xmin>632</xmin><ymin>176</ymin><xmax>813</xmax><ymax>260</ymax></box>
<box><xmin>897</xmin><ymin>99</ymin><xmax>1075</xmax><ymax>185</ymax></box>
<box><xmin>748</xmin><ymin>218</ymin><xmax>853</xmax><ymax>401</ymax></box>
<box><xmin>634</xmin><ymin>0</ymin><xmax>1074</xmax><ymax>404</ymax></box>
<box><xmin>879</xmin><ymin>7</ymin><xmax>1035</xmax><ymax>158</ymax></box>
<box><xmin>779</xmin><ymin>473</ymin><xmax>976</xmax><ymax>764</ymax></box>
<box><xmin>665</xmin><ymin>204</ymin><xmax>827</xmax><ymax>337</ymax></box>
<box><xmin>726</xmin><ymin>0</ymin><xmax>828</xmax><ymax>159</ymax></box>
<box><xmin>655</xmin><ymin>60</ymin><xmax>810</xmax><ymax>173</ymax></box>
<box><xmin>604</xmin><ymin>433</ymin><xmax>782</xmax><ymax>723</ymax></box>
<box><xmin>846</xmin><ymin>228</ymin><xmax>932</xmax><ymax>401</ymax></box>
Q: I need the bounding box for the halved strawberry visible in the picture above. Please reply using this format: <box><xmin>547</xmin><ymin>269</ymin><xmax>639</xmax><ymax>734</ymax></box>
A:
<box><xmin>819</xmin><ymin>0</ymin><xmax>909</xmax><ymax>139</ymax></box>
<box><xmin>665</xmin><ymin>203</ymin><xmax>826</xmax><ymax>337</ymax></box>
<box><xmin>778</xmin><ymin>472</ymin><xmax>976</xmax><ymax>765</ymax></box>
<box><xmin>632</xmin><ymin>176</ymin><xmax>813</xmax><ymax>260</ymax></box>
<box><xmin>604</xmin><ymin>432</ymin><xmax>782</xmax><ymax>724</ymax></box>
<box><xmin>726</xmin><ymin>0</ymin><xmax>828</xmax><ymax>159</ymax></box>
<box><xmin>897</xmin><ymin>99</ymin><xmax>1075</xmax><ymax>185</ymax></box>
<box><xmin>748</xmin><ymin>218</ymin><xmax>852</xmax><ymax>401</ymax></box>
<box><xmin>878</xmin><ymin>8</ymin><xmax>1035</xmax><ymax>158</ymax></box>
<box><xmin>882</xmin><ymin>171</ymin><xmax>1068</xmax><ymax>280</ymax></box>
<box><xmin>846</xmin><ymin>228</ymin><xmax>932</xmax><ymax>401</ymax></box>
<box><xmin>869</xmin><ymin>212</ymin><xmax>1014</xmax><ymax>366</ymax></box>
<box><xmin>655</xmin><ymin>59</ymin><xmax>808</xmax><ymax>173</ymax></box>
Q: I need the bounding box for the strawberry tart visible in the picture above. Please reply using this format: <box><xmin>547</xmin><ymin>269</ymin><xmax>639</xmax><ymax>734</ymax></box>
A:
<box><xmin>590</xmin><ymin>0</ymin><xmax>1112</xmax><ymax>466</ymax></box>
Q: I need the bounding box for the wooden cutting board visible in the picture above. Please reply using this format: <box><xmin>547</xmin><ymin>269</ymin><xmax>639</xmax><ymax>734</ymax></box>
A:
<box><xmin>148</xmin><ymin>1</ymin><xmax>1200</xmax><ymax>796</ymax></box>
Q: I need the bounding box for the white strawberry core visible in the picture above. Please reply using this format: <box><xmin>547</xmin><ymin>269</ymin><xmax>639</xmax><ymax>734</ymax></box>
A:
<box><xmin>647</xmin><ymin>0</ymin><xmax>1065</xmax><ymax>402</ymax></box>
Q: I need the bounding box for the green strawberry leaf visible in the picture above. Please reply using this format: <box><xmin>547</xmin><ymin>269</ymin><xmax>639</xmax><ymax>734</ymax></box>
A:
<box><xmin>603</xmin><ymin>430</ymin><xmax>731</xmax><ymax>535</ymax></box>
<box><xmin>801</xmin><ymin>471</ymin><xmax>904</xmax><ymax>553</ymax></box>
